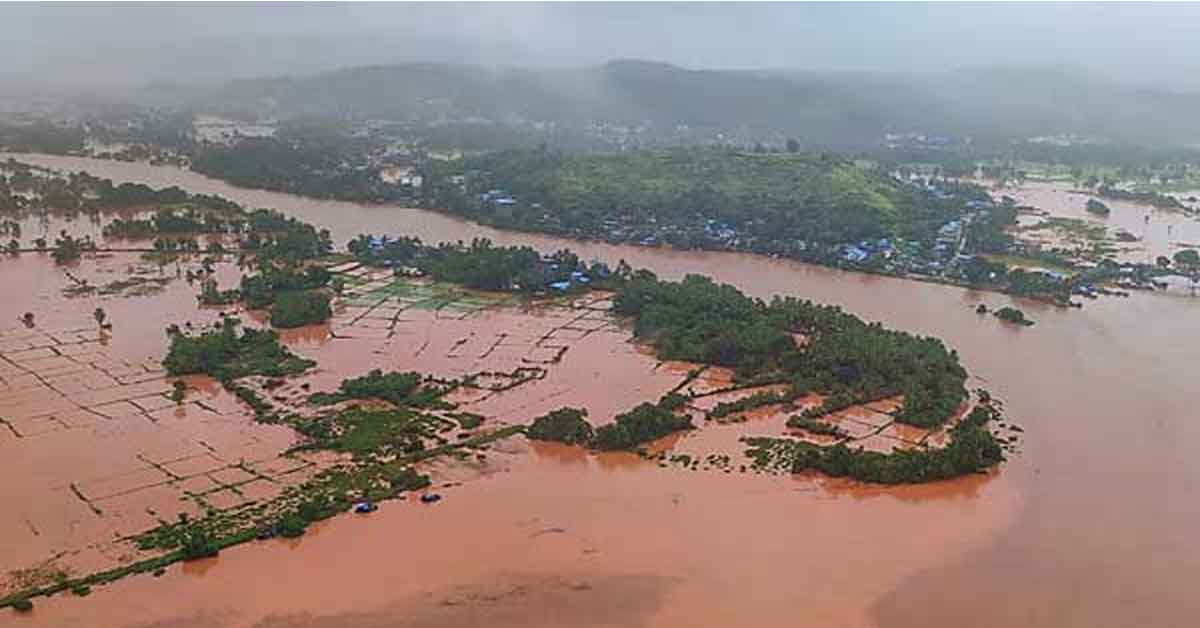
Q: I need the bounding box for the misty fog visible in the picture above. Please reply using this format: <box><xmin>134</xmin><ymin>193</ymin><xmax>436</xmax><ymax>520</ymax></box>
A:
<box><xmin>3</xmin><ymin>2</ymin><xmax>1200</xmax><ymax>91</ymax></box>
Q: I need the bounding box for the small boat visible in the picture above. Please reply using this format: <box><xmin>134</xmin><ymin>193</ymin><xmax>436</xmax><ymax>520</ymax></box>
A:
<box><xmin>352</xmin><ymin>501</ymin><xmax>378</xmax><ymax>514</ymax></box>
<box><xmin>419</xmin><ymin>493</ymin><xmax>442</xmax><ymax>504</ymax></box>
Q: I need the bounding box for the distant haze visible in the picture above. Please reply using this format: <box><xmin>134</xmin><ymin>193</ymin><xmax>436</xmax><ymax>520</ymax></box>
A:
<box><xmin>3</xmin><ymin>2</ymin><xmax>1200</xmax><ymax>91</ymax></box>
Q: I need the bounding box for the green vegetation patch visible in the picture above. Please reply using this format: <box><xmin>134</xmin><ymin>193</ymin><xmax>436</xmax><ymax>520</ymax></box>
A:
<box><xmin>994</xmin><ymin>306</ymin><xmax>1035</xmax><ymax>326</ymax></box>
<box><xmin>525</xmin><ymin>396</ymin><xmax>692</xmax><ymax>451</ymax></box>
<box><xmin>594</xmin><ymin>396</ymin><xmax>694</xmax><ymax>450</ymax></box>
<box><xmin>452</xmin><ymin>148</ymin><xmax>958</xmax><ymax>245</ymax></box>
<box><xmin>527</xmin><ymin>407</ymin><xmax>594</xmax><ymax>445</ymax></box>
<box><xmin>614</xmin><ymin>272</ymin><xmax>967</xmax><ymax>428</ymax></box>
<box><xmin>269</xmin><ymin>290</ymin><xmax>332</xmax><ymax>328</ymax></box>
<box><xmin>308</xmin><ymin>369</ymin><xmax>450</xmax><ymax>408</ymax></box>
<box><xmin>162</xmin><ymin>317</ymin><xmax>315</xmax><ymax>381</ymax></box>
<box><xmin>745</xmin><ymin>404</ymin><xmax>1005</xmax><ymax>484</ymax></box>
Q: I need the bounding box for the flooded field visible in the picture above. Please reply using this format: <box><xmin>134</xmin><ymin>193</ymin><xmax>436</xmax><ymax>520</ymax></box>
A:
<box><xmin>6</xmin><ymin>155</ymin><xmax>1200</xmax><ymax>627</ymax></box>
<box><xmin>1</xmin><ymin>251</ymin><xmax>986</xmax><ymax>602</ymax></box>
<box><xmin>1003</xmin><ymin>180</ymin><xmax>1200</xmax><ymax>265</ymax></box>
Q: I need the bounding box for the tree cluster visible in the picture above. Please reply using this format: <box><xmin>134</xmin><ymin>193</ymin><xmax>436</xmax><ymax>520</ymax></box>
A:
<box><xmin>162</xmin><ymin>317</ymin><xmax>315</xmax><ymax>381</ymax></box>
<box><xmin>525</xmin><ymin>395</ymin><xmax>693</xmax><ymax>451</ymax></box>
<box><xmin>746</xmin><ymin>405</ymin><xmax>1004</xmax><ymax>484</ymax></box>
<box><xmin>613</xmin><ymin>271</ymin><xmax>968</xmax><ymax>428</ymax></box>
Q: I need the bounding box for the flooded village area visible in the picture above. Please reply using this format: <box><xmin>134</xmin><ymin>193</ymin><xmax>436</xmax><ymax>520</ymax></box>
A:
<box><xmin>3</xmin><ymin>154</ymin><xmax>1200</xmax><ymax>628</ymax></box>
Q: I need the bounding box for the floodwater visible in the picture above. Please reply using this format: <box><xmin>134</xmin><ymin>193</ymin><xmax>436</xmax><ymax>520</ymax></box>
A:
<box><xmin>0</xmin><ymin>252</ymin><xmax>312</xmax><ymax>580</ymax></box>
<box><xmin>1004</xmin><ymin>180</ymin><xmax>1200</xmax><ymax>264</ymax></box>
<box><xmin>6</xmin><ymin>155</ymin><xmax>1200</xmax><ymax>627</ymax></box>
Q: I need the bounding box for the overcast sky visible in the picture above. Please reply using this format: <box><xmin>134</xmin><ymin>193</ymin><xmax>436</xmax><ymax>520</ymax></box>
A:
<box><xmin>3</xmin><ymin>2</ymin><xmax>1199</xmax><ymax>90</ymax></box>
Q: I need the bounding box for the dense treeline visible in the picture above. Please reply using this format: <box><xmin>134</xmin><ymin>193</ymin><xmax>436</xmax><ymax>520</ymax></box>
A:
<box><xmin>1</xmin><ymin>160</ymin><xmax>238</xmax><ymax>213</ymax></box>
<box><xmin>239</xmin><ymin>265</ymin><xmax>330</xmax><ymax>308</ymax></box>
<box><xmin>7</xmin><ymin>156</ymin><xmax>346</xmax><ymax>297</ymax></box>
<box><xmin>104</xmin><ymin>207</ymin><xmax>242</xmax><ymax>239</ymax></box>
<box><xmin>594</xmin><ymin>394</ymin><xmax>693</xmax><ymax>450</ymax></box>
<box><xmin>613</xmin><ymin>272</ymin><xmax>967</xmax><ymax>427</ymax></box>
<box><xmin>0</xmin><ymin>122</ymin><xmax>85</xmax><ymax>154</ymax></box>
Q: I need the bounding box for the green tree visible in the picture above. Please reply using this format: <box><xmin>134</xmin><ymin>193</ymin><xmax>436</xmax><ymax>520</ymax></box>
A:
<box><xmin>1173</xmin><ymin>249</ymin><xmax>1200</xmax><ymax>269</ymax></box>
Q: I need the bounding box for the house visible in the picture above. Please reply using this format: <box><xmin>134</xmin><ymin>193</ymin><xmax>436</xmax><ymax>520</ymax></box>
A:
<box><xmin>380</xmin><ymin>166</ymin><xmax>423</xmax><ymax>188</ymax></box>
<box><xmin>479</xmin><ymin>189</ymin><xmax>516</xmax><ymax>209</ymax></box>
<box><xmin>843</xmin><ymin>246</ymin><xmax>869</xmax><ymax>263</ymax></box>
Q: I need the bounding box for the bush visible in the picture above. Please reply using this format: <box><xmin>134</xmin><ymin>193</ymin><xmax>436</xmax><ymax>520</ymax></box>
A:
<box><xmin>181</xmin><ymin>527</ymin><xmax>219</xmax><ymax>560</ymax></box>
<box><xmin>278</xmin><ymin>514</ymin><xmax>308</xmax><ymax>538</ymax></box>
<box><xmin>453</xmin><ymin>413</ymin><xmax>484</xmax><ymax>429</ymax></box>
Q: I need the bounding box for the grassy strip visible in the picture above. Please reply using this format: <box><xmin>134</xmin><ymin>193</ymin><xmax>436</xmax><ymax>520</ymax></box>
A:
<box><xmin>0</xmin><ymin>529</ymin><xmax>256</xmax><ymax>610</ymax></box>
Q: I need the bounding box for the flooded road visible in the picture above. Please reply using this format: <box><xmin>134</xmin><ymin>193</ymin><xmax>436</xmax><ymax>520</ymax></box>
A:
<box><xmin>9</xmin><ymin>155</ymin><xmax>1200</xmax><ymax>628</ymax></box>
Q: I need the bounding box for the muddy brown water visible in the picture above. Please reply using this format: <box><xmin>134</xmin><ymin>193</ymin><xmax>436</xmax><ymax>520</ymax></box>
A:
<box><xmin>5</xmin><ymin>155</ymin><xmax>1200</xmax><ymax>628</ymax></box>
<box><xmin>1003</xmin><ymin>180</ymin><xmax>1200</xmax><ymax>265</ymax></box>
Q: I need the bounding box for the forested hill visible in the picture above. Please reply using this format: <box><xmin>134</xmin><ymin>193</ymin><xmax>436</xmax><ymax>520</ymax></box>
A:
<box><xmin>208</xmin><ymin>60</ymin><xmax>1200</xmax><ymax>149</ymax></box>
<box><xmin>440</xmin><ymin>147</ymin><xmax>975</xmax><ymax>245</ymax></box>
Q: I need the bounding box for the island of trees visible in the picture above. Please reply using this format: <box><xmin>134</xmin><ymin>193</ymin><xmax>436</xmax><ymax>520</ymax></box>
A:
<box><xmin>1085</xmin><ymin>199</ymin><xmax>1111</xmax><ymax>216</ymax></box>
<box><xmin>994</xmin><ymin>306</ymin><xmax>1035</xmax><ymax>326</ymax></box>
